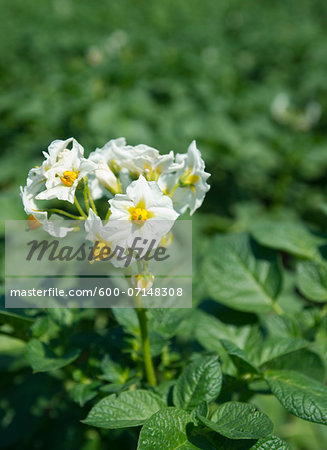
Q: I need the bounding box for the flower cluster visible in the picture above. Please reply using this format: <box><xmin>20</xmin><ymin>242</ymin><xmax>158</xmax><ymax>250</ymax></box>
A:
<box><xmin>21</xmin><ymin>137</ymin><xmax>210</xmax><ymax>237</ymax></box>
<box><xmin>21</xmin><ymin>136</ymin><xmax>210</xmax><ymax>287</ymax></box>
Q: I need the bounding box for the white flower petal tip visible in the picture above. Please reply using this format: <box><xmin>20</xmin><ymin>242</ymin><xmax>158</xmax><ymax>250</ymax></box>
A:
<box><xmin>159</xmin><ymin>141</ymin><xmax>210</xmax><ymax>215</ymax></box>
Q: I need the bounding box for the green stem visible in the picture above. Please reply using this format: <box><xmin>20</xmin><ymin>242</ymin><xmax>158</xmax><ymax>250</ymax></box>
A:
<box><xmin>168</xmin><ymin>182</ymin><xmax>180</xmax><ymax>198</ymax></box>
<box><xmin>83</xmin><ymin>179</ymin><xmax>90</xmax><ymax>214</ymax></box>
<box><xmin>272</xmin><ymin>301</ymin><xmax>283</xmax><ymax>316</ymax></box>
<box><xmin>136</xmin><ymin>308</ymin><xmax>157</xmax><ymax>387</ymax></box>
<box><xmin>85</xmin><ymin>183</ymin><xmax>98</xmax><ymax>215</ymax></box>
<box><xmin>74</xmin><ymin>197</ymin><xmax>87</xmax><ymax>218</ymax></box>
<box><xmin>40</xmin><ymin>208</ymin><xmax>84</xmax><ymax>220</ymax></box>
<box><xmin>104</xmin><ymin>207</ymin><xmax>111</xmax><ymax>222</ymax></box>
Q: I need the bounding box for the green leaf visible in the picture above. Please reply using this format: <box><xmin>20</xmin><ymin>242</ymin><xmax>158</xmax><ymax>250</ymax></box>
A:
<box><xmin>25</xmin><ymin>339</ymin><xmax>80</xmax><ymax>373</ymax></box>
<box><xmin>0</xmin><ymin>308</ymin><xmax>33</xmax><ymax>324</ymax></box>
<box><xmin>83</xmin><ymin>390</ymin><xmax>165</xmax><ymax>429</ymax></box>
<box><xmin>192</xmin><ymin>311</ymin><xmax>261</xmax><ymax>375</ymax></box>
<box><xmin>0</xmin><ymin>334</ymin><xmax>26</xmax><ymax>371</ymax></box>
<box><xmin>173</xmin><ymin>355</ymin><xmax>222</xmax><ymax>409</ymax></box>
<box><xmin>251</xmin><ymin>221</ymin><xmax>322</xmax><ymax>260</ymax></box>
<box><xmin>70</xmin><ymin>381</ymin><xmax>101</xmax><ymax>407</ymax></box>
<box><xmin>191</xmin><ymin>311</ymin><xmax>238</xmax><ymax>372</ymax></box>
<box><xmin>0</xmin><ymin>307</ymin><xmax>33</xmax><ymax>339</ymax></box>
<box><xmin>195</xmin><ymin>431</ymin><xmax>255</xmax><ymax>450</ymax></box>
<box><xmin>258</xmin><ymin>337</ymin><xmax>308</xmax><ymax>366</ymax></box>
<box><xmin>250</xmin><ymin>435</ymin><xmax>291</xmax><ymax>449</ymax></box>
<box><xmin>137</xmin><ymin>407</ymin><xmax>197</xmax><ymax>449</ymax></box>
<box><xmin>112</xmin><ymin>308</ymin><xmax>139</xmax><ymax>335</ymax></box>
<box><xmin>193</xmin><ymin>311</ymin><xmax>259</xmax><ymax>350</ymax></box>
<box><xmin>195</xmin><ymin>431</ymin><xmax>289</xmax><ymax>450</ymax></box>
<box><xmin>100</xmin><ymin>355</ymin><xmax>129</xmax><ymax>384</ymax></box>
<box><xmin>202</xmin><ymin>233</ymin><xmax>282</xmax><ymax>313</ymax></box>
<box><xmin>265</xmin><ymin>370</ymin><xmax>327</xmax><ymax>424</ymax></box>
<box><xmin>259</xmin><ymin>314</ymin><xmax>301</xmax><ymax>338</ymax></box>
<box><xmin>150</xmin><ymin>309</ymin><xmax>189</xmax><ymax>338</ymax></box>
<box><xmin>47</xmin><ymin>308</ymin><xmax>75</xmax><ymax>326</ymax></box>
<box><xmin>198</xmin><ymin>401</ymin><xmax>273</xmax><ymax>439</ymax></box>
<box><xmin>296</xmin><ymin>261</ymin><xmax>327</xmax><ymax>302</ymax></box>
<box><xmin>0</xmin><ymin>334</ymin><xmax>26</xmax><ymax>354</ymax></box>
<box><xmin>262</xmin><ymin>349</ymin><xmax>325</xmax><ymax>382</ymax></box>
<box><xmin>220</xmin><ymin>339</ymin><xmax>259</xmax><ymax>374</ymax></box>
<box><xmin>190</xmin><ymin>402</ymin><xmax>208</xmax><ymax>422</ymax></box>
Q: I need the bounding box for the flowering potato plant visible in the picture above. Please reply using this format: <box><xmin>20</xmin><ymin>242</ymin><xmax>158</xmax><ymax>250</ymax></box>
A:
<box><xmin>21</xmin><ymin>137</ymin><xmax>209</xmax><ymax>233</ymax></box>
<box><xmin>3</xmin><ymin>1</ymin><xmax>327</xmax><ymax>448</ymax></box>
<box><xmin>1</xmin><ymin>137</ymin><xmax>326</xmax><ymax>450</ymax></box>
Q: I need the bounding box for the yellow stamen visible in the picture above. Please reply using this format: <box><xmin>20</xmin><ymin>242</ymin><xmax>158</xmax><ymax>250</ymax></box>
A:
<box><xmin>188</xmin><ymin>174</ymin><xmax>199</xmax><ymax>184</ymax></box>
<box><xmin>92</xmin><ymin>241</ymin><xmax>111</xmax><ymax>261</ymax></box>
<box><xmin>60</xmin><ymin>170</ymin><xmax>79</xmax><ymax>187</ymax></box>
<box><xmin>180</xmin><ymin>170</ymin><xmax>199</xmax><ymax>187</ymax></box>
<box><xmin>131</xmin><ymin>207</ymin><xmax>150</xmax><ymax>221</ymax></box>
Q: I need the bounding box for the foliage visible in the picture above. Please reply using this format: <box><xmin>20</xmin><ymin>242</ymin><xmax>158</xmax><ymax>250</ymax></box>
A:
<box><xmin>1</xmin><ymin>0</ymin><xmax>327</xmax><ymax>449</ymax></box>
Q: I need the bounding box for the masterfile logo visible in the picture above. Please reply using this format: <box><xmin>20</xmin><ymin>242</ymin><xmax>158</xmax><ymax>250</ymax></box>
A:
<box><xmin>5</xmin><ymin>220</ymin><xmax>192</xmax><ymax>308</ymax></box>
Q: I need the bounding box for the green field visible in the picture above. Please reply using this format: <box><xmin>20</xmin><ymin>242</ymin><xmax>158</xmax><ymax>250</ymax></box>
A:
<box><xmin>1</xmin><ymin>1</ymin><xmax>327</xmax><ymax>449</ymax></box>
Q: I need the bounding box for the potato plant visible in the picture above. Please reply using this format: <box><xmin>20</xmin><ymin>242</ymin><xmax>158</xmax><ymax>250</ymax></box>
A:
<box><xmin>3</xmin><ymin>215</ymin><xmax>327</xmax><ymax>449</ymax></box>
<box><xmin>1</xmin><ymin>0</ymin><xmax>327</xmax><ymax>449</ymax></box>
<box><xmin>2</xmin><ymin>136</ymin><xmax>327</xmax><ymax>449</ymax></box>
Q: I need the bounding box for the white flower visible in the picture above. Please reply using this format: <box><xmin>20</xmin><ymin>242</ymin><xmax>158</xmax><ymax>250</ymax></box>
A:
<box><xmin>87</xmin><ymin>138</ymin><xmax>125</xmax><ymax>199</ymax></box>
<box><xmin>36</xmin><ymin>138</ymin><xmax>96</xmax><ymax>203</ymax></box>
<box><xmin>108</xmin><ymin>175</ymin><xmax>179</xmax><ymax>245</ymax></box>
<box><xmin>114</xmin><ymin>143</ymin><xmax>159</xmax><ymax>177</ymax></box>
<box><xmin>88</xmin><ymin>138</ymin><xmax>182</xmax><ymax>200</ymax></box>
<box><xmin>85</xmin><ymin>209</ymin><xmax>127</xmax><ymax>244</ymax></box>
<box><xmin>20</xmin><ymin>166</ymin><xmax>74</xmax><ymax>237</ymax></box>
<box><xmin>147</xmin><ymin>151</ymin><xmax>183</xmax><ymax>181</ymax></box>
<box><xmin>84</xmin><ymin>209</ymin><xmax>132</xmax><ymax>267</ymax></box>
<box><xmin>85</xmin><ymin>209</ymin><xmax>107</xmax><ymax>243</ymax></box>
<box><xmin>159</xmin><ymin>141</ymin><xmax>210</xmax><ymax>215</ymax></box>
<box><xmin>117</xmin><ymin>145</ymin><xmax>181</xmax><ymax>181</ymax></box>
<box><xmin>106</xmin><ymin>140</ymin><xmax>180</xmax><ymax>179</ymax></box>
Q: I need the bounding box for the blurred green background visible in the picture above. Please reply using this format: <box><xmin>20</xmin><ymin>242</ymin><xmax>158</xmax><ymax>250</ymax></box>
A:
<box><xmin>1</xmin><ymin>0</ymin><xmax>327</xmax><ymax>448</ymax></box>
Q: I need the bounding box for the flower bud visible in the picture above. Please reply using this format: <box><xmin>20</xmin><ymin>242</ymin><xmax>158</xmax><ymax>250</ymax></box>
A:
<box><xmin>132</xmin><ymin>274</ymin><xmax>154</xmax><ymax>292</ymax></box>
<box><xmin>95</xmin><ymin>162</ymin><xmax>122</xmax><ymax>195</ymax></box>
